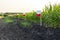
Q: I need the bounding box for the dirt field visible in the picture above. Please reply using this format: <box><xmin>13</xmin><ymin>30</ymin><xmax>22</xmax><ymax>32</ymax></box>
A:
<box><xmin>0</xmin><ymin>18</ymin><xmax>60</xmax><ymax>40</ymax></box>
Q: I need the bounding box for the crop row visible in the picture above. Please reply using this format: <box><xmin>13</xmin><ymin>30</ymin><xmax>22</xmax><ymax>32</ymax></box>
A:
<box><xmin>0</xmin><ymin>4</ymin><xmax>60</xmax><ymax>28</ymax></box>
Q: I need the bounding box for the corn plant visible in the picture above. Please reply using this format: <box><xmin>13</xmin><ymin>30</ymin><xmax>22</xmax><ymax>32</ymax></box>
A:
<box><xmin>18</xmin><ymin>13</ymin><xmax>26</xmax><ymax>19</ymax></box>
<box><xmin>26</xmin><ymin>11</ymin><xmax>40</xmax><ymax>23</ymax></box>
<box><xmin>42</xmin><ymin>4</ymin><xmax>60</xmax><ymax>28</ymax></box>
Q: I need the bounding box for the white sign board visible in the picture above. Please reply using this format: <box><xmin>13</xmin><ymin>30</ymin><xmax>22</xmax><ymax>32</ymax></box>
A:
<box><xmin>36</xmin><ymin>10</ymin><xmax>41</xmax><ymax>14</ymax></box>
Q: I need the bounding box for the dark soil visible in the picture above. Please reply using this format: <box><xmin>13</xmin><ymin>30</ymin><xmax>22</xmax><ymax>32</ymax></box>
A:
<box><xmin>0</xmin><ymin>18</ymin><xmax>60</xmax><ymax>40</ymax></box>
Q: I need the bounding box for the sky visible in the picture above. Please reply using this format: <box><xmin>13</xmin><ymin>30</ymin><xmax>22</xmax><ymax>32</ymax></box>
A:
<box><xmin>0</xmin><ymin>0</ymin><xmax>60</xmax><ymax>13</ymax></box>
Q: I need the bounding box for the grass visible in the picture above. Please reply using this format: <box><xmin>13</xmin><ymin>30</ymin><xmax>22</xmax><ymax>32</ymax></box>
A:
<box><xmin>0</xmin><ymin>16</ymin><xmax>4</xmax><ymax>18</ymax></box>
<box><xmin>4</xmin><ymin>16</ymin><xmax>14</xmax><ymax>23</ymax></box>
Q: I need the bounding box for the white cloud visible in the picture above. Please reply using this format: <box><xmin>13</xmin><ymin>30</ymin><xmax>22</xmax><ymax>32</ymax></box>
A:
<box><xmin>0</xmin><ymin>0</ymin><xmax>60</xmax><ymax>13</ymax></box>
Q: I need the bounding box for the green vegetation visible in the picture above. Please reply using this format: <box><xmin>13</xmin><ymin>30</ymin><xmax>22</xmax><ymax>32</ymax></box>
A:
<box><xmin>42</xmin><ymin>4</ymin><xmax>60</xmax><ymax>28</ymax></box>
<box><xmin>18</xmin><ymin>11</ymin><xmax>40</xmax><ymax>23</ymax></box>
<box><xmin>0</xmin><ymin>4</ymin><xmax>60</xmax><ymax>28</ymax></box>
<box><xmin>4</xmin><ymin>16</ymin><xmax>14</xmax><ymax>23</ymax></box>
<box><xmin>21</xmin><ymin>21</ymin><xmax>31</xmax><ymax>28</ymax></box>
